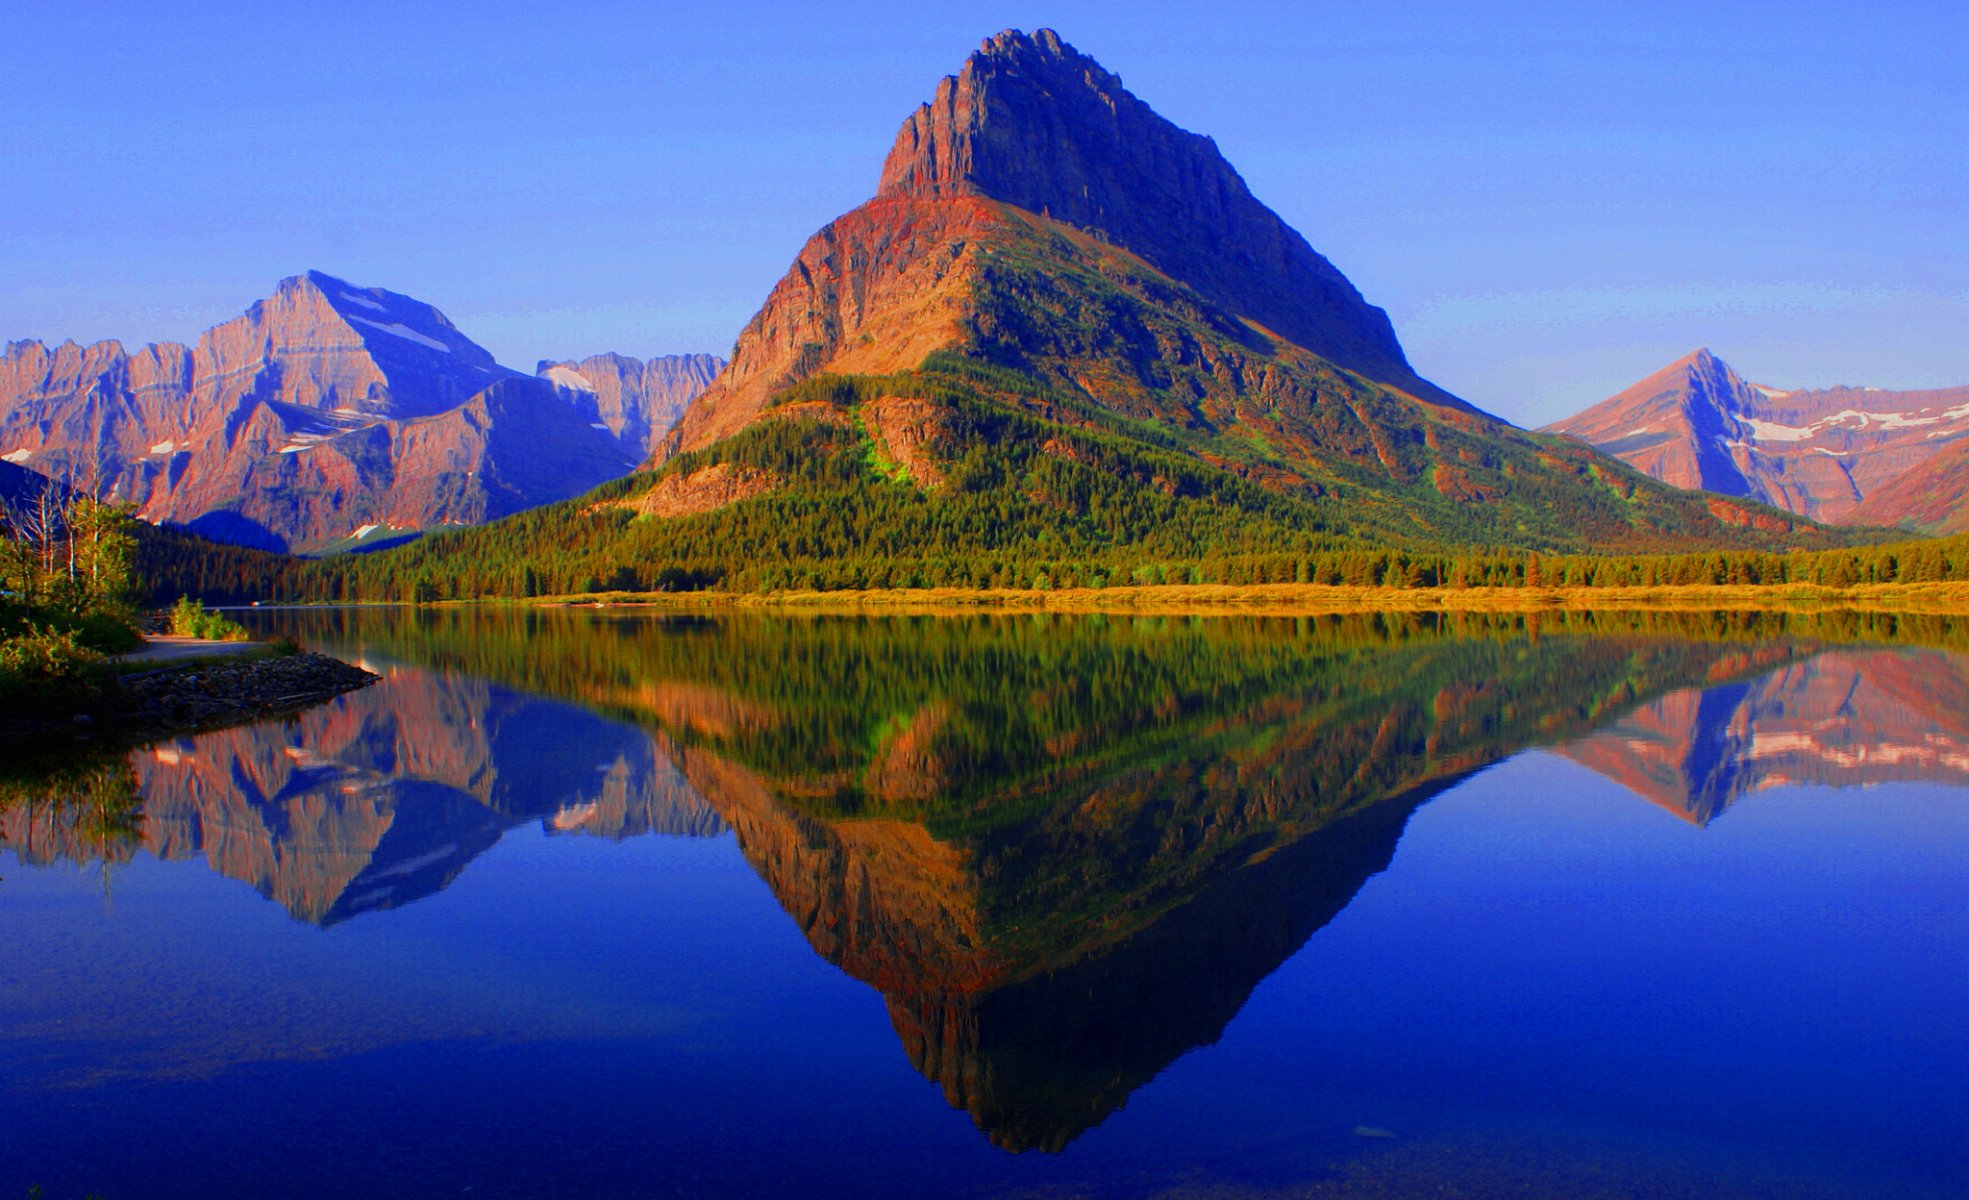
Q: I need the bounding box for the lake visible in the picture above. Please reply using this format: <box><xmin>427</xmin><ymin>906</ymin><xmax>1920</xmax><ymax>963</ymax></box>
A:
<box><xmin>3</xmin><ymin>607</ymin><xmax>1965</xmax><ymax>1198</ymax></box>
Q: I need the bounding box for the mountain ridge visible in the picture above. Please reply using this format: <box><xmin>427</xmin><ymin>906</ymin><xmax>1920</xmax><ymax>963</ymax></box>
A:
<box><xmin>1848</xmin><ymin>437</ymin><xmax>1969</xmax><ymax>533</ymax></box>
<box><xmin>0</xmin><ymin>273</ymin><xmax>721</xmax><ymax>552</ymax></box>
<box><xmin>1544</xmin><ymin>348</ymin><xmax>1969</xmax><ymax>525</ymax></box>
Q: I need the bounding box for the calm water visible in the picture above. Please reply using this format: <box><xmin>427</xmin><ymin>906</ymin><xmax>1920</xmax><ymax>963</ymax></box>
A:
<box><xmin>3</xmin><ymin>608</ymin><xmax>1965</xmax><ymax>1199</ymax></box>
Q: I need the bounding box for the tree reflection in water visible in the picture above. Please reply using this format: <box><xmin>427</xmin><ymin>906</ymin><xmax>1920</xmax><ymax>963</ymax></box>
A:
<box><xmin>6</xmin><ymin>606</ymin><xmax>1967</xmax><ymax>1150</ymax></box>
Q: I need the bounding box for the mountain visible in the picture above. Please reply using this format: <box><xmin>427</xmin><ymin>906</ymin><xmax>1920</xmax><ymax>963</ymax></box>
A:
<box><xmin>1847</xmin><ymin>436</ymin><xmax>1969</xmax><ymax>534</ymax></box>
<box><xmin>537</xmin><ymin>353</ymin><xmax>725</xmax><ymax>462</ymax></box>
<box><xmin>357</xmin><ymin>27</ymin><xmax>1831</xmax><ymax>598</ymax></box>
<box><xmin>0</xmin><ymin>457</ymin><xmax>58</xmax><ymax>508</ymax></box>
<box><xmin>1544</xmin><ymin>348</ymin><xmax>1969</xmax><ymax>524</ymax></box>
<box><xmin>0</xmin><ymin>273</ymin><xmax>719</xmax><ymax>552</ymax></box>
<box><xmin>659</xmin><ymin>28</ymin><xmax>1467</xmax><ymax>459</ymax></box>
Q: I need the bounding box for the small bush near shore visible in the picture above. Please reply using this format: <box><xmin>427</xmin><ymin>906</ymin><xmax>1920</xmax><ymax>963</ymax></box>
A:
<box><xmin>169</xmin><ymin>596</ymin><xmax>249</xmax><ymax>641</ymax></box>
<box><xmin>70</xmin><ymin>608</ymin><xmax>144</xmax><ymax>654</ymax></box>
<box><xmin>0</xmin><ymin>624</ymin><xmax>109</xmax><ymax>705</ymax></box>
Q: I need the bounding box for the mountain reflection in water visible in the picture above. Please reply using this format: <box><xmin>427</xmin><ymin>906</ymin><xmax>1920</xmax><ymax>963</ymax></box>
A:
<box><xmin>1558</xmin><ymin>645</ymin><xmax>1969</xmax><ymax>823</ymax></box>
<box><xmin>4</xmin><ymin>607</ymin><xmax>1965</xmax><ymax>1155</ymax></box>
<box><xmin>3</xmin><ymin>667</ymin><xmax>722</xmax><ymax>925</ymax></box>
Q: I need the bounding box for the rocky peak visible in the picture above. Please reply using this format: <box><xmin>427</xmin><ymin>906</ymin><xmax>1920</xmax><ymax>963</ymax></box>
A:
<box><xmin>874</xmin><ymin>28</ymin><xmax>1426</xmax><ymax>394</ymax></box>
<box><xmin>1544</xmin><ymin>348</ymin><xmax>1969</xmax><ymax>523</ymax></box>
<box><xmin>188</xmin><ymin>271</ymin><xmax>509</xmax><ymax>422</ymax></box>
<box><xmin>1656</xmin><ymin>348</ymin><xmax>1750</xmax><ymax>411</ymax></box>
<box><xmin>293</xmin><ymin>270</ymin><xmax>501</xmax><ymax>371</ymax></box>
<box><xmin>536</xmin><ymin>352</ymin><xmax>725</xmax><ymax>459</ymax></box>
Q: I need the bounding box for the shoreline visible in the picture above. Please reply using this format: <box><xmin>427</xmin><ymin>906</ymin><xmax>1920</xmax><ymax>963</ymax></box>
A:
<box><xmin>495</xmin><ymin>580</ymin><xmax>1969</xmax><ymax>617</ymax></box>
<box><xmin>1</xmin><ymin>649</ymin><xmax>378</xmax><ymax>752</ymax></box>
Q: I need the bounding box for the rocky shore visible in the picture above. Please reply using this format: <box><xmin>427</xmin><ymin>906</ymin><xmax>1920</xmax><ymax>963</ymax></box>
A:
<box><xmin>2</xmin><ymin>650</ymin><xmax>378</xmax><ymax>748</ymax></box>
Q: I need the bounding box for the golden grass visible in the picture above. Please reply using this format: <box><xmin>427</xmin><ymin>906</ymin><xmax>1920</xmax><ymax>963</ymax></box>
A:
<box><xmin>518</xmin><ymin>580</ymin><xmax>1969</xmax><ymax>617</ymax></box>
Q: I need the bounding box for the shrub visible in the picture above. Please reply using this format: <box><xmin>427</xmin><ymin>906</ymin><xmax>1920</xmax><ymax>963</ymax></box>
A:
<box><xmin>0</xmin><ymin>624</ymin><xmax>109</xmax><ymax>706</ymax></box>
<box><xmin>169</xmin><ymin>595</ymin><xmax>249</xmax><ymax>641</ymax></box>
<box><xmin>71</xmin><ymin>608</ymin><xmax>145</xmax><ymax>655</ymax></box>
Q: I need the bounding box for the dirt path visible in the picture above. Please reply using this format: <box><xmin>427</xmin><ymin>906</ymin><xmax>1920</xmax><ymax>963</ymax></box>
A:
<box><xmin>115</xmin><ymin>636</ymin><xmax>264</xmax><ymax>666</ymax></box>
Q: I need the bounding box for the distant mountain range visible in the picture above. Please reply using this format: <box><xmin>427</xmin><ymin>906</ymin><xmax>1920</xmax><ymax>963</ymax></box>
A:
<box><xmin>13</xmin><ymin>29</ymin><xmax>1933</xmax><ymax>576</ymax></box>
<box><xmin>0</xmin><ymin>271</ymin><xmax>722</xmax><ymax>552</ymax></box>
<box><xmin>1544</xmin><ymin>348</ymin><xmax>1969</xmax><ymax>530</ymax></box>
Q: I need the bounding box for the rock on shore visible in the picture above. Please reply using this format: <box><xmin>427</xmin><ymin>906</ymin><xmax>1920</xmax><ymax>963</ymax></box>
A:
<box><xmin>3</xmin><ymin>651</ymin><xmax>378</xmax><ymax>748</ymax></box>
<box><xmin>112</xmin><ymin>652</ymin><xmax>379</xmax><ymax>740</ymax></box>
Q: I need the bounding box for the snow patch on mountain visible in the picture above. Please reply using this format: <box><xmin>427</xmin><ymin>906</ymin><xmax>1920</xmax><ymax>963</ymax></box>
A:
<box><xmin>544</xmin><ymin>365</ymin><xmax>595</xmax><ymax>392</ymax></box>
<box><xmin>1740</xmin><ymin>417</ymin><xmax>1813</xmax><ymax>442</ymax></box>
<box><xmin>348</xmin><ymin>315</ymin><xmax>451</xmax><ymax>353</ymax></box>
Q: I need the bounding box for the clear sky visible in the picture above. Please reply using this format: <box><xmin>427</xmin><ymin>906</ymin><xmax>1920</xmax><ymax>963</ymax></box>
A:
<box><xmin>4</xmin><ymin>0</ymin><xmax>1964</xmax><ymax>427</ymax></box>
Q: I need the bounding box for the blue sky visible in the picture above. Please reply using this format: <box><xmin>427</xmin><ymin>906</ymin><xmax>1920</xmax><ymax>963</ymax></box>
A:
<box><xmin>4</xmin><ymin>0</ymin><xmax>1964</xmax><ymax>426</ymax></box>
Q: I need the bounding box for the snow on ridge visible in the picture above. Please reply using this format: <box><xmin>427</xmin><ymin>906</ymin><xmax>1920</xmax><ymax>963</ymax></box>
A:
<box><xmin>277</xmin><ymin>431</ymin><xmax>334</xmax><ymax>454</ymax></box>
<box><xmin>543</xmin><ymin>365</ymin><xmax>596</xmax><ymax>392</ymax></box>
<box><xmin>351</xmin><ymin>523</ymin><xmax>380</xmax><ymax>539</ymax></box>
<box><xmin>1738</xmin><ymin>406</ymin><xmax>1964</xmax><ymax>445</ymax></box>
<box><xmin>1740</xmin><ymin>417</ymin><xmax>1813</xmax><ymax>442</ymax></box>
<box><xmin>347</xmin><ymin>314</ymin><xmax>451</xmax><ymax>353</ymax></box>
<box><xmin>339</xmin><ymin>291</ymin><xmax>388</xmax><ymax>313</ymax></box>
<box><xmin>1752</xmin><ymin>385</ymin><xmax>1794</xmax><ymax>399</ymax></box>
<box><xmin>149</xmin><ymin>441</ymin><xmax>179</xmax><ymax>455</ymax></box>
<box><xmin>2</xmin><ymin>448</ymin><xmax>31</xmax><ymax>463</ymax></box>
<box><xmin>590</xmin><ymin>422</ymin><xmax>611</xmax><ymax>431</ymax></box>
<box><xmin>1824</xmin><ymin>408</ymin><xmax>1939</xmax><ymax>431</ymax></box>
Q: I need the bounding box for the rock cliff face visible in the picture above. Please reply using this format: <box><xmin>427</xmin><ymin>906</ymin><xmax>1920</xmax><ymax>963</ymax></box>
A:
<box><xmin>1544</xmin><ymin>348</ymin><xmax>1969</xmax><ymax>523</ymax></box>
<box><xmin>875</xmin><ymin>28</ymin><xmax>1429</xmax><ymax>400</ymax></box>
<box><xmin>655</xmin><ymin>194</ymin><xmax>1001</xmax><ymax>455</ymax></box>
<box><xmin>0</xmin><ymin>273</ymin><xmax>717</xmax><ymax>552</ymax></box>
<box><xmin>537</xmin><ymin>352</ymin><xmax>724</xmax><ymax>461</ymax></box>
<box><xmin>0</xmin><ymin>459</ymin><xmax>45</xmax><ymax>506</ymax></box>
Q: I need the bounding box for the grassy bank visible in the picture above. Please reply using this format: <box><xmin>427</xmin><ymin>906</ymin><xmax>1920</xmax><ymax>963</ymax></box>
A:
<box><xmin>509</xmin><ymin>580</ymin><xmax>1969</xmax><ymax>616</ymax></box>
